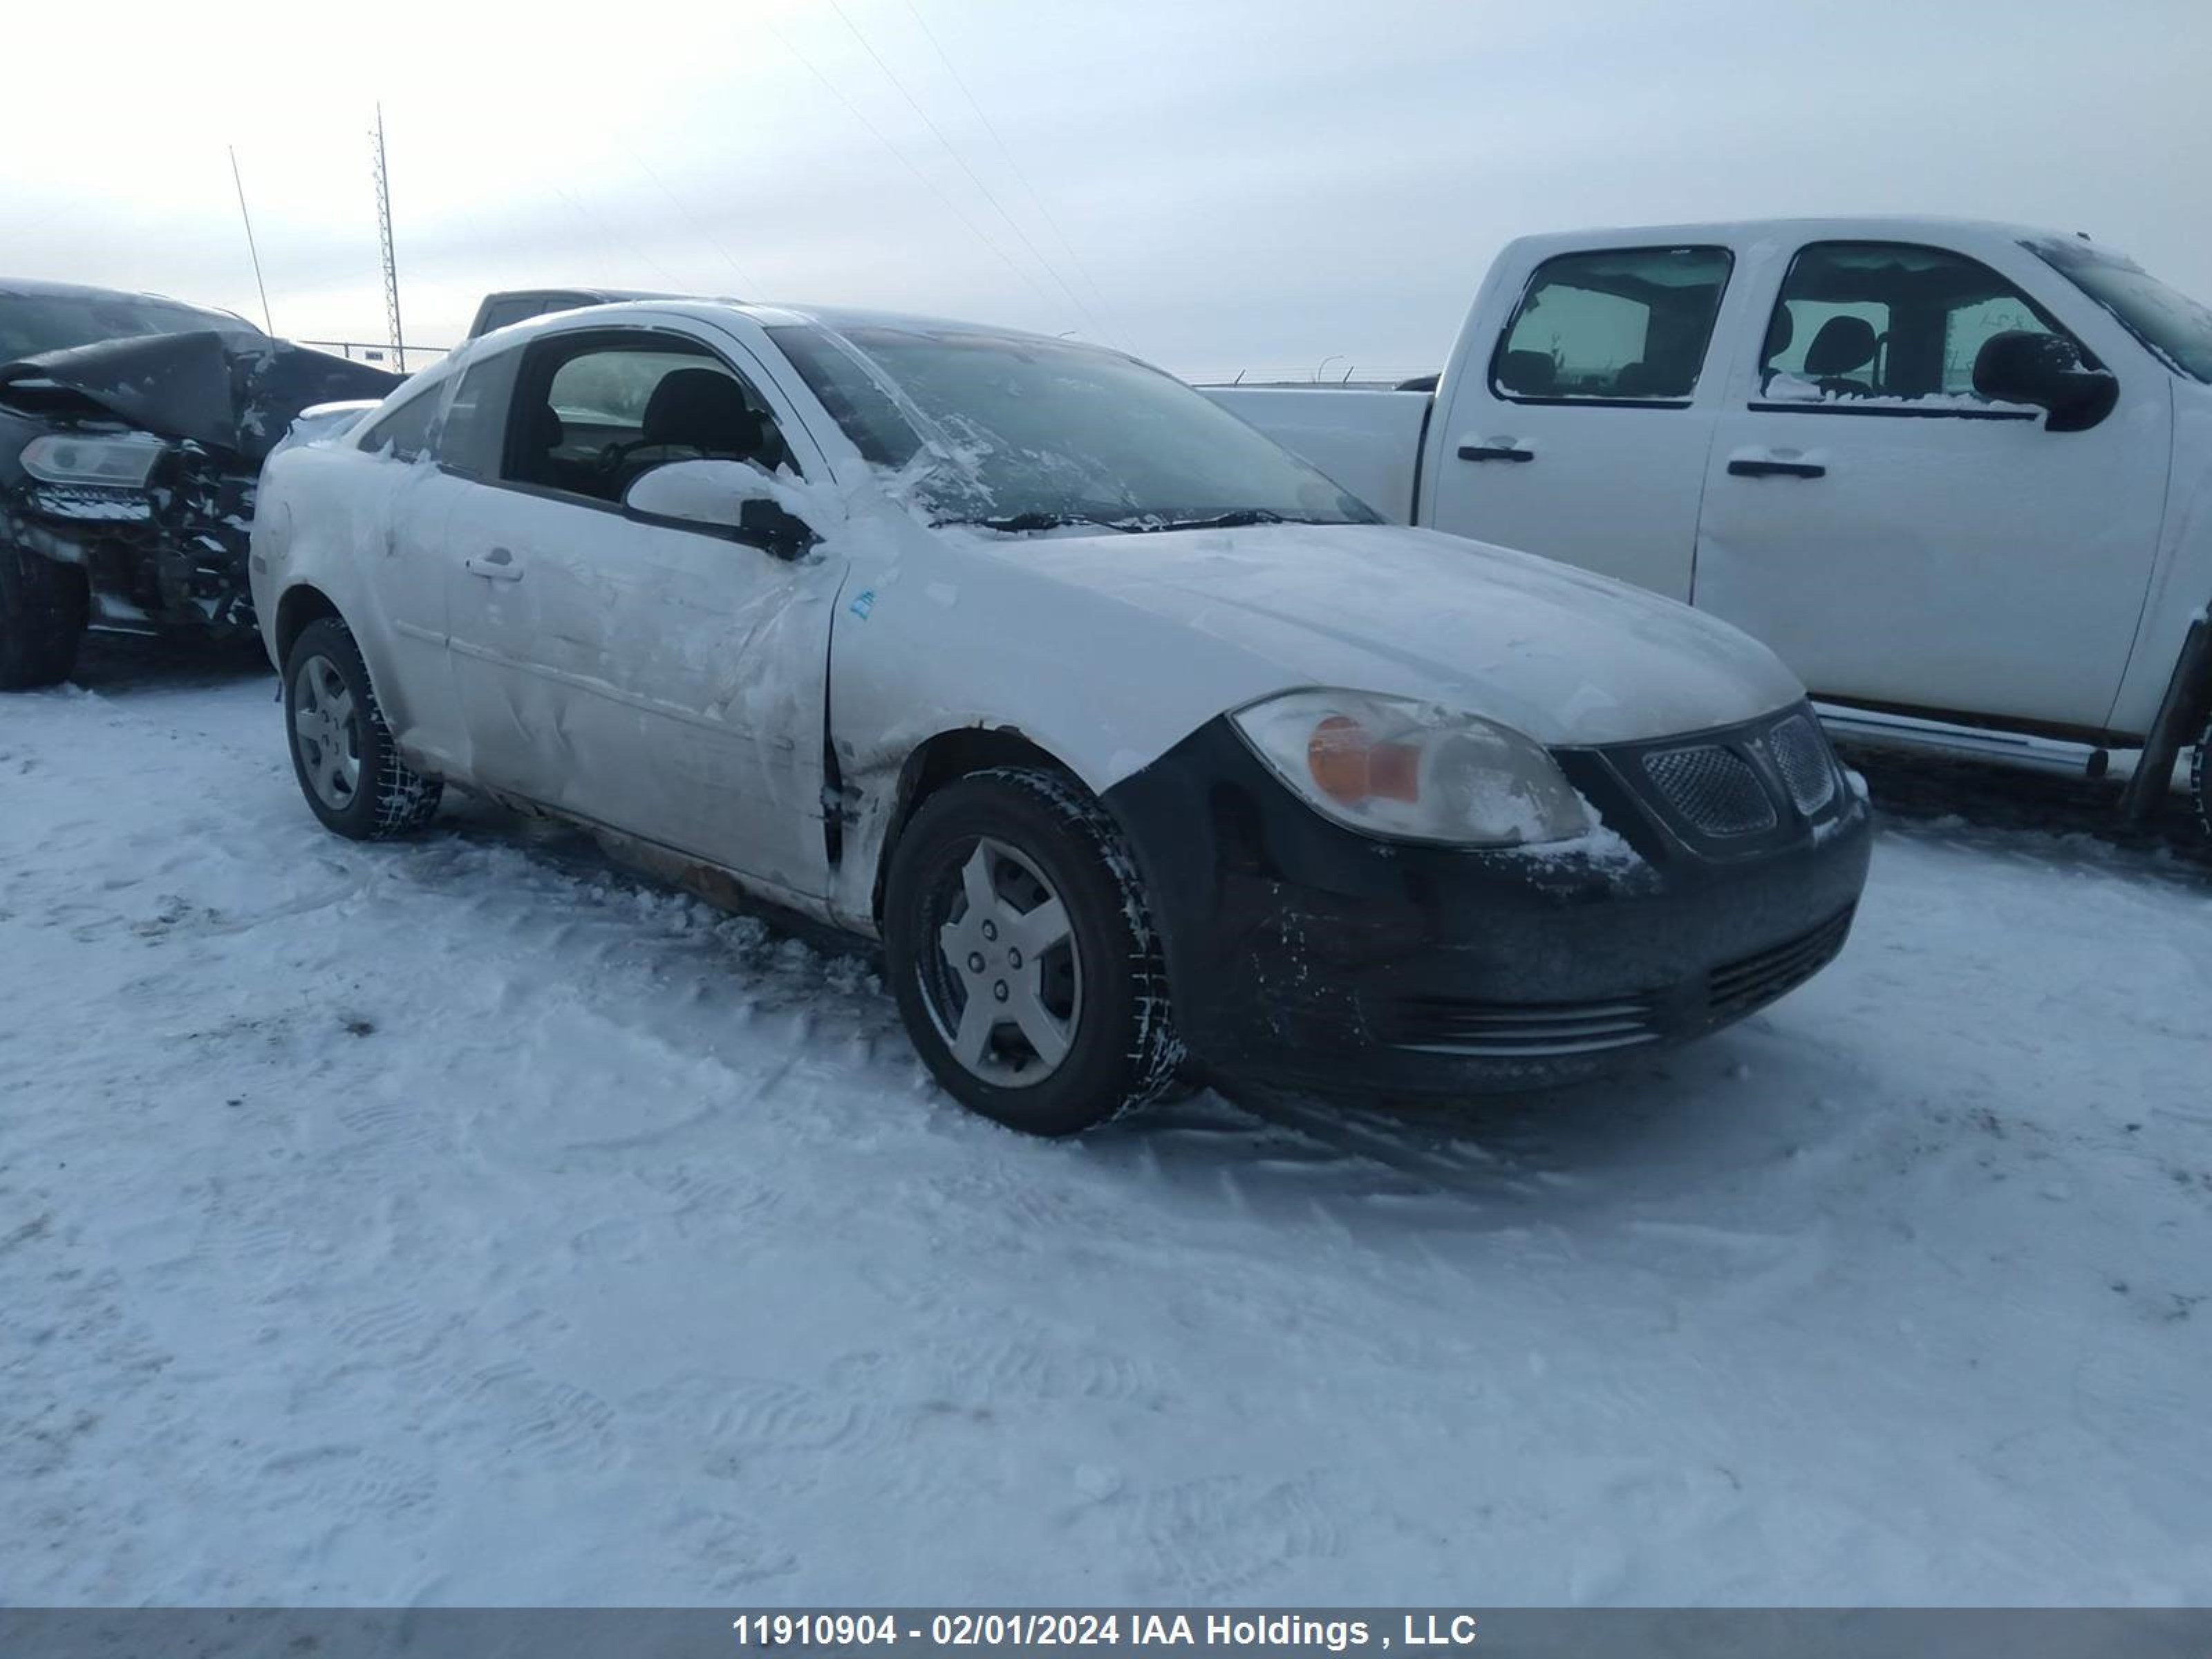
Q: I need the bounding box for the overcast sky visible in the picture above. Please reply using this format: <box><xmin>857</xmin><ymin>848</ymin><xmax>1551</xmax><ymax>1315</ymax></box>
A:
<box><xmin>6</xmin><ymin>0</ymin><xmax>2205</xmax><ymax>379</ymax></box>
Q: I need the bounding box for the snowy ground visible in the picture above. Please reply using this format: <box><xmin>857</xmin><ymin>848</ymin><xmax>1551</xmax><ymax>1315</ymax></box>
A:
<box><xmin>3</xmin><ymin>638</ymin><xmax>2209</xmax><ymax>1606</ymax></box>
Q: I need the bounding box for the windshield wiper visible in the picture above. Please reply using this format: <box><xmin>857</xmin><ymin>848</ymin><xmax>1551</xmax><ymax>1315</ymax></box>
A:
<box><xmin>963</xmin><ymin>511</ymin><xmax>1134</xmax><ymax>534</ymax></box>
<box><xmin>1118</xmin><ymin>509</ymin><xmax>1288</xmax><ymax>533</ymax></box>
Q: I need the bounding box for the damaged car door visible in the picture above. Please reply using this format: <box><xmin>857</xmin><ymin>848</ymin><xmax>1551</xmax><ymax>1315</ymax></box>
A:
<box><xmin>344</xmin><ymin>373</ymin><xmax>477</xmax><ymax>774</ymax></box>
<box><xmin>439</xmin><ymin>322</ymin><xmax>843</xmax><ymax>901</ymax></box>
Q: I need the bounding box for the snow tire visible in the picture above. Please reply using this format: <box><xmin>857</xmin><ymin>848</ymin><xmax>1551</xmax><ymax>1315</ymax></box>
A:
<box><xmin>283</xmin><ymin>616</ymin><xmax>442</xmax><ymax>841</ymax></box>
<box><xmin>885</xmin><ymin>766</ymin><xmax>1184</xmax><ymax>1136</ymax></box>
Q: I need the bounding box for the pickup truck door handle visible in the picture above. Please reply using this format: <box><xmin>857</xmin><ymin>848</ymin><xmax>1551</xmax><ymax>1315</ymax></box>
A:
<box><xmin>1458</xmin><ymin>444</ymin><xmax>1535</xmax><ymax>463</ymax></box>
<box><xmin>465</xmin><ymin>547</ymin><xmax>524</xmax><ymax>582</ymax></box>
<box><xmin>1727</xmin><ymin>458</ymin><xmax>1826</xmax><ymax>479</ymax></box>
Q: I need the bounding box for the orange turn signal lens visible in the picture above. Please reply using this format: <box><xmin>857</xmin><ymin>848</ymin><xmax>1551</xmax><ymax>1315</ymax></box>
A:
<box><xmin>1306</xmin><ymin>715</ymin><xmax>1419</xmax><ymax>805</ymax></box>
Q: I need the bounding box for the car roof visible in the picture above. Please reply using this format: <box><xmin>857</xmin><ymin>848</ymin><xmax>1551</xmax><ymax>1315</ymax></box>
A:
<box><xmin>473</xmin><ymin>296</ymin><xmax>1123</xmax><ymax>357</ymax></box>
<box><xmin>1502</xmin><ymin>215</ymin><xmax>2090</xmax><ymax>254</ymax></box>
<box><xmin>0</xmin><ymin>275</ymin><xmax>255</xmax><ymax>315</ymax></box>
<box><xmin>481</xmin><ymin>286</ymin><xmax>692</xmax><ymax>304</ymax></box>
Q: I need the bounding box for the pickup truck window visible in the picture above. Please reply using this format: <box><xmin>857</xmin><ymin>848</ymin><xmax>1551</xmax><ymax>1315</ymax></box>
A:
<box><xmin>2030</xmin><ymin>237</ymin><xmax>2212</xmax><ymax>383</ymax></box>
<box><xmin>1490</xmin><ymin>246</ymin><xmax>1732</xmax><ymax>404</ymax></box>
<box><xmin>1757</xmin><ymin>241</ymin><xmax>2086</xmax><ymax>409</ymax></box>
<box><xmin>771</xmin><ymin>320</ymin><xmax>1378</xmax><ymax>532</ymax></box>
<box><xmin>474</xmin><ymin>296</ymin><xmax>554</xmax><ymax>337</ymax></box>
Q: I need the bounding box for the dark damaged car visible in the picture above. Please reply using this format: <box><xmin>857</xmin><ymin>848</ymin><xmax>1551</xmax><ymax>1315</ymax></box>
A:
<box><xmin>0</xmin><ymin>278</ymin><xmax>402</xmax><ymax>688</ymax></box>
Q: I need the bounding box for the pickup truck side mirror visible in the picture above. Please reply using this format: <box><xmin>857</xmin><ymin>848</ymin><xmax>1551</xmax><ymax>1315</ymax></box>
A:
<box><xmin>1972</xmin><ymin>331</ymin><xmax>2119</xmax><ymax>433</ymax></box>
<box><xmin>623</xmin><ymin>459</ymin><xmax>821</xmax><ymax>559</ymax></box>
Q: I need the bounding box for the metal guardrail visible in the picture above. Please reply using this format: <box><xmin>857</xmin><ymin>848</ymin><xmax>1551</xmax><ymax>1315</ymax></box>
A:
<box><xmin>297</xmin><ymin>339</ymin><xmax>451</xmax><ymax>370</ymax></box>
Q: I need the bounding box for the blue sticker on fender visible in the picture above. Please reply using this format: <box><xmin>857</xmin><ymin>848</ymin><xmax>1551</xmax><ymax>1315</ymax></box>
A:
<box><xmin>849</xmin><ymin>589</ymin><xmax>876</xmax><ymax>619</ymax></box>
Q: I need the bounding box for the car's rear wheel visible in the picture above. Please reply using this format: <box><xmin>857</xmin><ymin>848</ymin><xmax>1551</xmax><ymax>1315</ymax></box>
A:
<box><xmin>0</xmin><ymin>543</ymin><xmax>88</xmax><ymax>691</ymax></box>
<box><xmin>283</xmin><ymin>616</ymin><xmax>442</xmax><ymax>840</ymax></box>
<box><xmin>884</xmin><ymin>767</ymin><xmax>1183</xmax><ymax>1135</ymax></box>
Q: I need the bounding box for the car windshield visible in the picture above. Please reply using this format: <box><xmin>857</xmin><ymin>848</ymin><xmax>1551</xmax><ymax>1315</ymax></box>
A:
<box><xmin>767</xmin><ymin>320</ymin><xmax>1380</xmax><ymax>531</ymax></box>
<box><xmin>2027</xmin><ymin>238</ymin><xmax>2212</xmax><ymax>383</ymax></box>
<box><xmin>0</xmin><ymin>290</ymin><xmax>258</xmax><ymax>362</ymax></box>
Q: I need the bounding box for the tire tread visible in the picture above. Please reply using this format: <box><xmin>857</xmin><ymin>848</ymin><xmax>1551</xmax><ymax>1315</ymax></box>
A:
<box><xmin>288</xmin><ymin>617</ymin><xmax>442</xmax><ymax>839</ymax></box>
<box><xmin>886</xmin><ymin>764</ymin><xmax>1184</xmax><ymax>1134</ymax></box>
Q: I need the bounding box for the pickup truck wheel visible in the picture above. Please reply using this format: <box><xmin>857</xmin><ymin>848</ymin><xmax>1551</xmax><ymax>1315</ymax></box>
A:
<box><xmin>283</xmin><ymin>616</ymin><xmax>442</xmax><ymax>841</ymax></box>
<box><xmin>884</xmin><ymin>767</ymin><xmax>1183</xmax><ymax>1136</ymax></box>
<box><xmin>0</xmin><ymin>543</ymin><xmax>88</xmax><ymax>691</ymax></box>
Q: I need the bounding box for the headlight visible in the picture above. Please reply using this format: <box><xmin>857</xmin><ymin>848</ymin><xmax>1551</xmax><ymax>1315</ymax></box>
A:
<box><xmin>19</xmin><ymin>433</ymin><xmax>165</xmax><ymax>488</ymax></box>
<box><xmin>1230</xmin><ymin>688</ymin><xmax>1593</xmax><ymax>847</ymax></box>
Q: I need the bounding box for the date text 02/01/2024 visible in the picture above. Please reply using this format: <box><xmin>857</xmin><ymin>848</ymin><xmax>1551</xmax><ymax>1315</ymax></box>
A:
<box><xmin>729</xmin><ymin>1612</ymin><xmax>1483</xmax><ymax>1649</ymax></box>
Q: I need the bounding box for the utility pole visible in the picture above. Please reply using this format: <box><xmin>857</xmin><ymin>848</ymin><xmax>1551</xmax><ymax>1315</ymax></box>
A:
<box><xmin>371</xmin><ymin>104</ymin><xmax>405</xmax><ymax>372</ymax></box>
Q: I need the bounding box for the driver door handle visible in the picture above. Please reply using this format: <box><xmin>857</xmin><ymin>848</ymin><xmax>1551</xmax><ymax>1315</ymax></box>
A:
<box><xmin>1458</xmin><ymin>444</ymin><xmax>1535</xmax><ymax>463</ymax></box>
<box><xmin>466</xmin><ymin>546</ymin><xmax>524</xmax><ymax>582</ymax></box>
<box><xmin>1727</xmin><ymin>458</ymin><xmax>1826</xmax><ymax>479</ymax></box>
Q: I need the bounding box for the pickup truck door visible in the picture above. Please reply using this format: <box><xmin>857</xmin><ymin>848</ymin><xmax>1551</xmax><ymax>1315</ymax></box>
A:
<box><xmin>1692</xmin><ymin>237</ymin><xmax>2170</xmax><ymax>730</ymax></box>
<box><xmin>1422</xmin><ymin>242</ymin><xmax>1745</xmax><ymax>601</ymax></box>
<box><xmin>438</xmin><ymin>323</ymin><xmax>845</xmax><ymax>901</ymax></box>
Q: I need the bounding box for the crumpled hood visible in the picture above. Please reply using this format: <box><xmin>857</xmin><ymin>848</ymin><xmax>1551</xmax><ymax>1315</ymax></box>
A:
<box><xmin>995</xmin><ymin>522</ymin><xmax>1806</xmax><ymax>747</ymax></box>
<box><xmin>0</xmin><ymin>331</ymin><xmax>402</xmax><ymax>464</ymax></box>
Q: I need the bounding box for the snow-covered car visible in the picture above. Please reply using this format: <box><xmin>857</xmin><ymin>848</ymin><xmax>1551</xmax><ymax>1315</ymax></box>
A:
<box><xmin>1203</xmin><ymin>218</ymin><xmax>2212</xmax><ymax>841</ymax></box>
<box><xmin>250</xmin><ymin>301</ymin><xmax>1873</xmax><ymax>1134</ymax></box>
<box><xmin>0</xmin><ymin>278</ymin><xmax>402</xmax><ymax>688</ymax></box>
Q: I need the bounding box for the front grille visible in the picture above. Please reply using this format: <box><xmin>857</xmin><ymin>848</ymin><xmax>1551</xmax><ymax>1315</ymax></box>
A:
<box><xmin>1368</xmin><ymin>906</ymin><xmax>1855</xmax><ymax>1058</ymax></box>
<box><xmin>1641</xmin><ymin>744</ymin><xmax>1777</xmax><ymax>836</ymax></box>
<box><xmin>1765</xmin><ymin>713</ymin><xmax>1839</xmax><ymax>815</ymax></box>
<box><xmin>1371</xmin><ymin>995</ymin><xmax>1660</xmax><ymax>1057</ymax></box>
<box><xmin>1709</xmin><ymin>906</ymin><xmax>1855</xmax><ymax>1020</ymax></box>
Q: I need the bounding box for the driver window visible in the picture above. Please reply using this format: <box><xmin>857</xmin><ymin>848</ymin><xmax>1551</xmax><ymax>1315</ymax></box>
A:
<box><xmin>1759</xmin><ymin>242</ymin><xmax>2080</xmax><ymax>405</ymax></box>
<box><xmin>502</xmin><ymin>335</ymin><xmax>797</xmax><ymax>505</ymax></box>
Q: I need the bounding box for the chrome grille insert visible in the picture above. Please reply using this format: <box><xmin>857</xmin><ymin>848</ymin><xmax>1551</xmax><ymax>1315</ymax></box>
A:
<box><xmin>1641</xmin><ymin>744</ymin><xmax>1777</xmax><ymax>836</ymax></box>
<box><xmin>1765</xmin><ymin>714</ymin><xmax>1839</xmax><ymax>815</ymax></box>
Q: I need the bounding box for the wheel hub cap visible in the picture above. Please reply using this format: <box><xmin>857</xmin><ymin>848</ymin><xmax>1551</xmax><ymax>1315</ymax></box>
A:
<box><xmin>925</xmin><ymin>837</ymin><xmax>1080</xmax><ymax>1087</ymax></box>
<box><xmin>292</xmin><ymin>654</ymin><xmax>362</xmax><ymax>812</ymax></box>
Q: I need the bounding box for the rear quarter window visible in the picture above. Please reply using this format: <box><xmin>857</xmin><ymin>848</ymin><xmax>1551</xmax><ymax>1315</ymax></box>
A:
<box><xmin>356</xmin><ymin>382</ymin><xmax>442</xmax><ymax>462</ymax></box>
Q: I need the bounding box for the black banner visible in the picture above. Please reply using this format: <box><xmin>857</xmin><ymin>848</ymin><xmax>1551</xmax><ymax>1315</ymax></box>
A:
<box><xmin>1</xmin><ymin>1609</ymin><xmax>2208</xmax><ymax>1659</ymax></box>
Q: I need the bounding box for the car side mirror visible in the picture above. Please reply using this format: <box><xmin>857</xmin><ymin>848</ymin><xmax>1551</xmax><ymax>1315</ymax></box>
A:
<box><xmin>737</xmin><ymin>497</ymin><xmax>817</xmax><ymax>559</ymax></box>
<box><xmin>1972</xmin><ymin>331</ymin><xmax>2118</xmax><ymax>432</ymax></box>
<box><xmin>622</xmin><ymin>459</ymin><xmax>821</xmax><ymax>558</ymax></box>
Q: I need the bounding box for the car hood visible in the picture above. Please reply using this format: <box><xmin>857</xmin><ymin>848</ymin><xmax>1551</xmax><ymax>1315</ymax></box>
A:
<box><xmin>0</xmin><ymin>331</ymin><xmax>402</xmax><ymax>464</ymax></box>
<box><xmin>988</xmin><ymin>522</ymin><xmax>1806</xmax><ymax>747</ymax></box>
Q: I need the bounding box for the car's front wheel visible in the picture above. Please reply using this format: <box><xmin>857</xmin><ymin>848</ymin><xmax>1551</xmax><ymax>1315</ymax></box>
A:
<box><xmin>883</xmin><ymin>767</ymin><xmax>1183</xmax><ymax>1135</ymax></box>
<box><xmin>283</xmin><ymin>615</ymin><xmax>442</xmax><ymax>840</ymax></box>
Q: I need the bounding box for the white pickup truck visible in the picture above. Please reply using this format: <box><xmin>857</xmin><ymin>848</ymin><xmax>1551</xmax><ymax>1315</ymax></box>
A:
<box><xmin>1204</xmin><ymin>217</ymin><xmax>2212</xmax><ymax>841</ymax></box>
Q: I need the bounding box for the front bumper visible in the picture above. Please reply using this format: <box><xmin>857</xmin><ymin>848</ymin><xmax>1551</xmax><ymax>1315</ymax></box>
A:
<box><xmin>1102</xmin><ymin>703</ymin><xmax>1873</xmax><ymax>1096</ymax></box>
<box><xmin>3</xmin><ymin>446</ymin><xmax>257</xmax><ymax>637</ymax></box>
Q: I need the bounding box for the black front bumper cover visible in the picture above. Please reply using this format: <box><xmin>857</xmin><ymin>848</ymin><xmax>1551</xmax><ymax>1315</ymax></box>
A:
<box><xmin>1100</xmin><ymin>702</ymin><xmax>1874</xmax><ymax>1096</ymax></box>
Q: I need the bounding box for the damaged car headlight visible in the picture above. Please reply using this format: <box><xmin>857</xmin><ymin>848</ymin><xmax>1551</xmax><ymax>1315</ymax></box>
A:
<box><xmin>1231</xmin><ymin>688</ymin><xmax>1593</xmax><ymax>847</ymax></box>
<box><xmin>19</xmin><ymin>433</ymin><xmax>165</xmax><ymax>489</ymax></box>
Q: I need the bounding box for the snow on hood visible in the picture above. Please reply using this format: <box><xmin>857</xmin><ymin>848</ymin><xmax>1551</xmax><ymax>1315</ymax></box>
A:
<box><xmin>981</xmin><ymin>522</ymin><xmax>1806</xmax><ymax>747</ymax></box>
